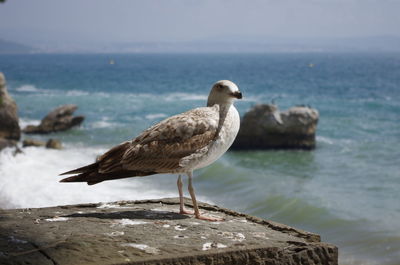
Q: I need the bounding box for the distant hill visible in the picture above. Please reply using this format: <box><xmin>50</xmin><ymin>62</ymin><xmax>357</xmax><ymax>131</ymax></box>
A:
<box><xmin>1</xmin><ymin>36</ymin><xmax>399</xmax><ymax>54</ymax></box>
<box><xmin>66</xmin><ymin>36</ymin><xmax>400</xmax><ymax>54</ymax></box>
<box><xmin>0</xmin><ymin>39</ymin><xmax>34</xmax><ymax>54</ymax></box>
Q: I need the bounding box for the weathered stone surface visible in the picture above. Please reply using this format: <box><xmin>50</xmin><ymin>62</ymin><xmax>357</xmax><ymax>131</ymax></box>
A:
<box><xmin>0</xmin><ymin>138</ymin><xmax>17</xmax><ymax>151</ymax></box>
<box><xmin>45</xmin><ymin>138</ymin><xmax>62</xmax><ymax>149</ymax></box>
<box><xmin>0</xmin><ymin>72</ymin><xmax>20</xmax><ymax>141</ymax></box>
<box><xmin>232</xmin><ymin>104</ymin><xmax>319</xmax><ymax>150</ymax></box>
<box><xmin>22</xmin><ymin>138</ymin><xmax>62</xmax><ymax>149</ymax></box>
<box><xmin>0</xmin><ymin>138</ymin><xmax>22</xmax><ymax>154</ymax></box>
<box><xmin>0</xmin><ymin>198</ymin><xmax>337</xmax><ymax>265</ymax></box>
<box><xmin>22</xmin><ymin>138</ymin><xmax>46</xmax><ymax>147</ymax></box>
<box><xmin>23</xmin><ymin>104</ymin><xmax>84</xmax><ymax>134</ymax></box>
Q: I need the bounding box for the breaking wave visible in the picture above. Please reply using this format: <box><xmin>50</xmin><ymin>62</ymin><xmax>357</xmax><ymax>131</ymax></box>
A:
<box><xmin>0</xmin><ymin>146</ymin><xmax>175</xmax><ymax>209</ymax></box>
<box><xmin>14</xmin><ymin>84</ymin><xmax>42</xmax><ymax>93</ymax></box>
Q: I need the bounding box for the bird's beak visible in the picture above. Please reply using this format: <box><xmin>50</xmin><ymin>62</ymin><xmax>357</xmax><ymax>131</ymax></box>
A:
<box><xmin>231</xmin><ymin>91</ymin><xmax>243</xmax><ymax>99</ymax></box>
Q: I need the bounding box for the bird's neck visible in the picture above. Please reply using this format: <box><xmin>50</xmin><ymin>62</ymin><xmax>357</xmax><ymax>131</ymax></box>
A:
<box><xmin>219</xmin><ymin>102</ymin><xmax>232</xmax><ymax>113</ymax></box>
<box><xmin>214</xmin><ymin>103</ymin><xmax>233</xmax><ymax>136</ymax></box>
<box><xmin>207</xmin><ymin>96</ymin><xmax>233</xmax><ymax>107</ymax></box>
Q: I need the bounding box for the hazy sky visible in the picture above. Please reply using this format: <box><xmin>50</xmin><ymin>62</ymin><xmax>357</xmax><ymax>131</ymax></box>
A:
<box><xmin>0</xmin><ymin>0</ymin><xmax>399</xmax><ymax>45</ymax></box>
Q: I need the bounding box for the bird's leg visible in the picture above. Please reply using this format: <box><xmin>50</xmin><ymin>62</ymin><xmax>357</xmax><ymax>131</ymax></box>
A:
<box><xmin>177</xmin><ymin>174</ymin><xmax>193</xmax><ymax>215</ymax></box>
<box><xmin>187</xmin><ymin>171</ymin><xmax>222</xmax><ymax>222</ymax></box>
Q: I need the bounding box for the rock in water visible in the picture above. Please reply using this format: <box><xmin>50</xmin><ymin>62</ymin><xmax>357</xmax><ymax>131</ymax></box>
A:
<box><xmin>231</xmin><ymin>104</ymin><xmax>319</xmax><ymax>150</ymax></box>
<box><xmin>22</xmin><ymin>138</ymin><xmax>46</xmax><ymax>147</ymax></box>
<box><xmin>0</xmin><ymin>72</ymin><xmax>21</xmax><ymax>141</ymax></box>
<box><xmin>46</xmin><ymin>138</ymin><xmax>62</xmax><ymax>149</ymax></box>
<box><xmin>23</xmin><ymin>104</ymin><xmax>84</xmax><ymax>134</ymax></box>
<box><xmin>22</xmin><ymin>138</ymin><xmax>62</xmax><ymax>149</ymax></box>
<box><xmin>0</xmin><ymin>138</ymin><xmax>17</xmax><ymax>151</ymax></box>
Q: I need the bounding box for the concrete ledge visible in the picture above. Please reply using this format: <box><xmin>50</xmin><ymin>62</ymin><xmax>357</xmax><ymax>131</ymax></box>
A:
<box><xmin>0</xmin><ymin>198</ymin><xmax>338</xmax><ymax>265</ymax></box>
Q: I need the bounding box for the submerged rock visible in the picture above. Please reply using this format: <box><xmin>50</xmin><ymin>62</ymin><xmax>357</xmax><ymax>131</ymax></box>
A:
<box><xmin>0</xmin><ymin>138</ymin><xmax>22</xmax><ymax>155</ymax></box>
<box><xmin>22</xmin><ymin>138</ymin><xmax>62</xmax><ymax>149</ymax></box>
<box><xmin>23</xmin><ymin>104</ymin><xmax>84</xmax><ymax>134</ymax></box>
<box><xmin>22</xmin><ymin>138</ymin><xmax>46</xmax><ymax>147</ymax></box>
<box><xmin>45</xmin><ymin>138</ymin><xmax>62</xmax><ymax>149</ymax></box>
<box><xmin>0</xmin><ymin>198</ymin><xmax>338</xmax><ymax>265</ymax></box>
<box><xmin>0</xmin><ymin>72</ymin><xmax>20</xmax><ymax>141</ymax></box>
<box><xmin>232</xmin><ymin>104</ymin><xmax>319</xmax><ymax>150</ymax></box>
<box><xmin>0</xmin><ymin>138</ymin><xmax>17</xmax><ymax>151</ymax></box>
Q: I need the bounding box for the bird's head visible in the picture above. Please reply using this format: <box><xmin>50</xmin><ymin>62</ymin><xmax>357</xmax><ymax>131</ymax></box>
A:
<box><xmin>207</xmin><ymin>80</ymin><xmax>243</xmax><ymax>107</ymax></box>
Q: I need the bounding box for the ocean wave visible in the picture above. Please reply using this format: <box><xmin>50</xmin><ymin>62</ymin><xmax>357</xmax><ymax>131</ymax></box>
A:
<box><xmin>90</xmin><ymin>121</ymin><xmax>117</xmax><ymax>129</ymax></box>
<box><xmin>0</xmin><ymin>146</ymin><xmax>175</xmax><ymax>209</ymax></box>
<box><xmin>164</xmin><ymin>92</ymin><xmax>207</xmax><ymax>102</ymax></box>
<box><xmin>241</xmin><ymin>95</ymin><xmax>260</xmax><ymax>102</ymax></box>
<box><xmin>90</xmin><ymin>117</ymin><xmax>121</xmax><ymax>129</ymax></box>
<box><xmin>14</xmin><ymin>85</ymin><xmax>43</xmax><ymax>93</ymax></box>
<box><xmin>19</xmin><ymin>117</ymin><xmax>40</xmax><ymax>128</ymax></box>
<box><xmin>10</xmin><ymin>88</ymin><xmax>223</xmax><ymax>104</ymax></box>
<box><xmin>245</xmin><ymin>193</ymin><xmax>400</xmax><ymax>264</ymax></box>
<box><xmin>13</xmin><ymin>85</ymin><xmax>96</xmax><ymax>97</ymax></box>
<box><xmin>316</xmin><ymin>136</ymin><xmax>334</xmax><ymax>145</ymax></box>
<box><xmin>145</xmin><ymin>113</ymin><xmax>167</xmax><ymax>120</ymax></box>
<box><xmin>66</xmin><ymin>90</ymin><xmax>90</xmax><ymax>96</ymax></box>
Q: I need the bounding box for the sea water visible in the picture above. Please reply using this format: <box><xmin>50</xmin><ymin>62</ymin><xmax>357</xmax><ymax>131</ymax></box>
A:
<box><xmin>0</xmin><ymin>53</ymin><xmax>399</xmax><ymax>264</ymax></box>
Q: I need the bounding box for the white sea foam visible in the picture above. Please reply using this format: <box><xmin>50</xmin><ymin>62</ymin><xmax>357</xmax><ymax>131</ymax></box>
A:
<box><xmin>0</xmin><ymin>145</ymin><xmax>175</xmax><ymax>209</ymax></box>
<box><xmin>90</xmin><ymin>117</ymin><xmax>120</xmax><ymax>129</ymax></box>
<box><xmin>88</xmin><ymin>91</ymin><xmax>113</xmax><ymax>98</ymax></box>
<box><xmin>241</xmin><ymin>95</ymin><xmax>261</xmax><ymax>102</ymax></box>
<box><xmin>316</xmin><ymin>136</ymin><xmax>334</xmax><ymax>145</ymax></box>
<box><xmin>145</xmin><ymin>113</ymin><xmax>167</xmax><ymax>120</ymax></box>
<box><xmin>14</xmin><ymin>85</ymin><xmax>42</xmax><ymax>93</ymax></box>
<box><xmin>66</xmin><ymin>90</ymin><xmax>89</xmax><ymax>96</ymax></box>
<box><xmin>13</xmin><ymin>85</ymin><xmax>58</xmax><ymax>95</ymax></box>
<box><xmin>165</xmin><ymin>93</ymin><xmax>207</xmax><ymax>102</ymax></box>
<box><xmin>19</xmin><ymin>118</ymin><xmax>41</xmax><ymax>128</ymax></box>
<box><xmin>91</xmin><ymin>120</ymin><xmax>114</xmax><ymax>129</ymax></box>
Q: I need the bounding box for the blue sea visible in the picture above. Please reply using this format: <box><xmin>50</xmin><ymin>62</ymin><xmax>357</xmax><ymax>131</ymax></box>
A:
<box><xmin>0</xmin><ymin>53</ymin><xmax>399</xmax><ymax>265</ymax></box>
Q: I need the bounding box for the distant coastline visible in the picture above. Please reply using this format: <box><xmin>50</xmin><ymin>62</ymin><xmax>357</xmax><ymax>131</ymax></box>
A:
<box><xmin>1</xmin><ymin>36</ymin><xmax>400</xmax><ymax>54</ymax></box>
<box><xmin>0</xmin><ymin>39</ymin><xmax>35</xmax><ymax>54</ymax></box>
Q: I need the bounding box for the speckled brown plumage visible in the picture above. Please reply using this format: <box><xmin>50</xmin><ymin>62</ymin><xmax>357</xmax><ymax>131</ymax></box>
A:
<box><xmin>60</xmin><ymin>80</ymin><xmax>242</xmax><ymax>221</ymax></box>
<box><xmin>60</xmin><ymin>105</ymin><xmax>220</xmax><ymax>184</ymax></box>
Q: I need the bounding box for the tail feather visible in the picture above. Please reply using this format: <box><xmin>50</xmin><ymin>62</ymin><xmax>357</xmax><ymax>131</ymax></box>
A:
<box><xmin>59</xmin><ymin>173</ymin><xmax>91</xmax><ymax>183</ymax></box>
<box><xmin>59</xmin><ymin>162</ymin><xmax>99</xmax><ymax>176</ymax></box>
<box><xmin>59</xmin><ymin>165</ymin><xmax>157</xmax><ymax>185</ymax></box>
<box><xmin>59</xmin><ymin>141</ymin><xmax>157</xmax><ymax>185</ymax></box>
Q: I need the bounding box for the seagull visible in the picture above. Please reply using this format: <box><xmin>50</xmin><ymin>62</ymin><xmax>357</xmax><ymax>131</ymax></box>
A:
<box><xmin>60</xmin><ymin>80</ymin><xmax>242</xmax><ymax>221</ymax></box>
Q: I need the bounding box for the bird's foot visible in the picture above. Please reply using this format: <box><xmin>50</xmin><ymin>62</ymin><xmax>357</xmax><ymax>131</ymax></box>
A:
<box><xmin>179</xmin><ymin>208</ymin><xmax>194</xmax><ymax>215</ymax></box>
<box><xmin>195</xmin><ymin>214</ymin><xmax>224</xmax><ymax>222</ymax></box>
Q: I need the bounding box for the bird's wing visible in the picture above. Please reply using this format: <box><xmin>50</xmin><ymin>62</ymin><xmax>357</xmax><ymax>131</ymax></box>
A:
<box><xmin>98</xmin><ymin>105</ymin><xmax>220</xmax><ymax>173</ymax></box>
